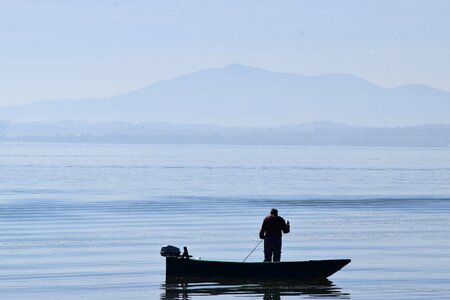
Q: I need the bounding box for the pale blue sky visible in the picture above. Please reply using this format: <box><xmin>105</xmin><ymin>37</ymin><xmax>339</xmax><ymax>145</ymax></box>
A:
<box><xmin>1</xmin><ymin>0</ymin><xmax>449</xmax><ymax>106</ymax></box>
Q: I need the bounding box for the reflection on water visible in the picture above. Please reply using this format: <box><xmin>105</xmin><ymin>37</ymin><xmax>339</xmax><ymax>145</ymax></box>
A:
<box><xmin>161</xmin><ymin>278</ymin><xmax>350</xmax><ymax>299</ymax></box>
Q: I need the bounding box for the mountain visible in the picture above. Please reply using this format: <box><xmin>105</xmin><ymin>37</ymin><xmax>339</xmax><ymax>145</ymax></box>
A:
<box><xmin>1</xmin><ymin>64</ymin><xmax>450</xmax><ymax>126</ymax></box>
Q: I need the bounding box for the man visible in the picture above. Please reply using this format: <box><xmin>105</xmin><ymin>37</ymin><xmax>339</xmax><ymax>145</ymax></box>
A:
<box><xmin>259</xmin><ymin>208</ymin><xmax>290</xmax><ymax>262</ymax></box>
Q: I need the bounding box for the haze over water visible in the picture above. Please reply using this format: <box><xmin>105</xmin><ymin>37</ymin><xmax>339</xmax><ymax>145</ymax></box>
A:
<box><xmin>1</xmin><ymin>143</ymin><xmax>450</xmax><ymax>299</ymax></box>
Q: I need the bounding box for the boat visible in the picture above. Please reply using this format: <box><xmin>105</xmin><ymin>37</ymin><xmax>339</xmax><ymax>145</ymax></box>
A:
<box><xmin>161</xmin><ymin>245</ymin><xmax>351</xmax><ymax>280</ymax></box>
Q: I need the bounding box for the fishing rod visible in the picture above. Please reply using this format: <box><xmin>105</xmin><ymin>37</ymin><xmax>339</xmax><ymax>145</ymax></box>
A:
<box><xmin>243</xmin><ymin>206</ymin><xmax>294</xmax><ymax>262</ymax></box>
<box><xmin>242</xmin><ymin>239</ymin><xmax>263</xmax><ymax>262</ymax></box>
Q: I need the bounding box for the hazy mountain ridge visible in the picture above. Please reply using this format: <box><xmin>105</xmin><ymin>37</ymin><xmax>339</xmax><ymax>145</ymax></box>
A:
<box><xmin>1</xmin><ymin>64</ymin><xmax>449</xmax><ymax>126</ymax></box>
<box><xmin>1</xmin><ymin>120</ymin><xmax>450</xmax><ymax>147</ymax></box>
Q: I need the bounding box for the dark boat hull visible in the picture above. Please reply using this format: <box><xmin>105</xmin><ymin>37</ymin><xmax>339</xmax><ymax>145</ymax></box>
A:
<box><xmin>166</xmin><ymin>257</ymin><xmax>351</xmax><ymax>280</ymax></box>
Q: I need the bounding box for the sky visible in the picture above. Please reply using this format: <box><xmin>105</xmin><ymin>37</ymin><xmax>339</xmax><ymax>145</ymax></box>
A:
<box><xmin>1</xmin><ymin>0</ymin><xmax>449</xmax><ymax>107</ymax></box>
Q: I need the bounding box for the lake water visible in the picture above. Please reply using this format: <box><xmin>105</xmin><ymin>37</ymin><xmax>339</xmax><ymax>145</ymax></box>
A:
<box><xmin>1</xmin><ymin>143</ymin><xmax>450</xmax><ymax>299</ymax></box>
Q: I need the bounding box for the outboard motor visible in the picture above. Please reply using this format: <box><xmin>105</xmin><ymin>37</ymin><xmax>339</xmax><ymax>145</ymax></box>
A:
<box><xmin>160</xmin><ymin>245</ymin><xmax>181</xmax><ymax>258</ymax></box>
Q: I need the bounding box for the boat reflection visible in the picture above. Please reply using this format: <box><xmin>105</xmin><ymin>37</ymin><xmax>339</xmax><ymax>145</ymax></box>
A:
<box><xmin>161</xmin><ymin>277</ymin><xmax>350</xmax><ymax>299</ymax></box>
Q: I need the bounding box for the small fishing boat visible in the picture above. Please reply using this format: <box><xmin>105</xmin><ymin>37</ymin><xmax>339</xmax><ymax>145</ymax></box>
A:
<box><xmin>161</xmin><ymin>245</ymin><xmax>351</xmax><ymax>280</ymax></box>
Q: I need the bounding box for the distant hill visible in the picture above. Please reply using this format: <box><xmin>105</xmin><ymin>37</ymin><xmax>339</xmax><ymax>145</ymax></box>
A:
<box><xmin>1</xmin><ymin>64</ymin><xmax>450</xmax><ymax>126</ymax></box>
<box><xmin>1</xmin><ymin>121</ymin><xmax>450</xmax><ymax>147</ymax></box>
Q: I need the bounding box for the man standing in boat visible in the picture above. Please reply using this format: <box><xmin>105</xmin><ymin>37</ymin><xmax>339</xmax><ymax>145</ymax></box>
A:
<box><xmin>259</xmin><ymin>208</ymin><xmax>290</xmax><ymax>262</ymax></box>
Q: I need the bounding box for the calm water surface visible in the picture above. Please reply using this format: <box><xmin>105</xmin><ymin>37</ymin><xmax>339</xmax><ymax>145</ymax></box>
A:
<box><xmin>1</xmin><ymin>144</ymin><xmax>450</xmax><ymax>299</ymax></box>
